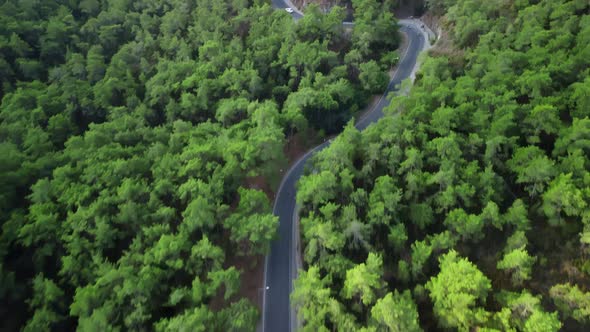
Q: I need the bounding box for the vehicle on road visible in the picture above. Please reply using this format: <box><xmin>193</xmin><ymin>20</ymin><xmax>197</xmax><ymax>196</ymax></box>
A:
<box><xmin>285</xmin><ymin>7</ymin><xmax>294</xmax><ymax>13</ymax></box>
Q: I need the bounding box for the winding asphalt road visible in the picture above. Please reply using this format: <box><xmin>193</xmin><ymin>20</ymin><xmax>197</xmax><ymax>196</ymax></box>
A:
<box><xmin>263</xmin><ymin>3</ymin><xmax>428</xmax><ymax>332</ymax></box>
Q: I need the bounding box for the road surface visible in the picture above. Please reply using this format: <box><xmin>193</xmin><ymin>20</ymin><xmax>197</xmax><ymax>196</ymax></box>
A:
<box><xmin>263</xmin><ymin>3</ymin><xmax>428</xmax><ymax>331</ymax></box>
<box><xmin>271</xmin><ymin>0</ymin><xmax>303</xmax><ymax>19</ymax></box>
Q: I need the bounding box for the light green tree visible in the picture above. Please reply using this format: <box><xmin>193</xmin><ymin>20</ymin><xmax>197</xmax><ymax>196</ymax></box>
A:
<box><xmin>507</xmin><ymin>146</ymin><xmax>555</xmax><ymax>197</ymax></box>
<box><xmin>550</xmin><ymin>283</ymin><xmax>590</xmax><ymax>324</ymax></box>
<box><xmin>426</xmin><ymin>250</ymin><xmax>491</xmax><ymax>331</ymax></box>
<box><xmin>370</xmin><ymin>290</ymin><xmax>422</xmax><ymax>332</ymax></box>
<box><xmin>542</xmin><ymin>173</ymin><xmax>586</xmax><ymax>226</ymax></box>
<box><xmin>359</xmin><ymin>61</ymin><xmax>388</xmax><ymax>94</ymax></box>
<box><xmin>291</xmin><ymin>266</ymin><xmax>333</xmax><ymax>331</ymax></box>
<box><xmin>497</xmin><ymin>247</ymin><xmax>536</xmax><ymax>286</ymax></box>
<box><xmin>343</xmin><ymin>253</ymin><xmax>384</xmax><ymax>306</ymax></box>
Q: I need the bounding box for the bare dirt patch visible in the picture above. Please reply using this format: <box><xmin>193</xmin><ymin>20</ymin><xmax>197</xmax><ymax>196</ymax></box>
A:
<box><xmin>426</xmin><ymin>19</ymin><xmax>466</xmax><ymax>71</ymax></box>
<box><xmin>234</xmin><ymin>254</ymin><xmax>266</xmax><ymax>308</ymax></box>
<box><xmin>245</xmin><ymin>175</ymin><xmax>275</xmax><ymax>201</ymax></box>
<box><xmin>421</xmin><ymin>11</ymin><xmax>442</xmax><ymax>33</ymax></box>
<box><xmin>281</xmin><ymin>130</ymin><xmax>323</xmax><ymax>178</ymax></box>
<box><xmin>284</xmin><ymin>132</ymin><xmax>310</xmax><ymax>167</ymax></box>
<box><xmin>209</xmin><ymin>253</ymin><xmax>266</xmax><ymax>312</ymax></box>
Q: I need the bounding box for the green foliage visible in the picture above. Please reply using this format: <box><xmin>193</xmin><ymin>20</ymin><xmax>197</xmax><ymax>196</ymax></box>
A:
<box><xmin>523</xmin><ymin>311</ymin><xmax>562</xmax><ymax>332</ymax></box>
<box><xmin>542</xmin><ymin>173</ymin><xmax>587</xmax><ymax>226</ymax></box>
<box><xmin>550</xmin><ymin>283</ymin><xmax>590</xmax><ymax>323</ymax></box>
<box><xmin>23</xmin><ymin>275</ymin><xmax>65</xmax><ymax>332</ymax></box>
<box><xmin>368</xmin><ymin>175</ymin><xmax>402</xmax><ymax>225</ymax></box>
<box><xmin>444</xmin><ymin>208</ymin><xmax>484</xmax><ymax>241</ymax></box>
<box><xmin>359</xmin><ymin>61</ymin><xmax>389</xmax><ymax>94</ymax></box>
<box><xmin>408</xmin><ymin>203</ymin><xmax>434</xmax><ymax>230</ymax></box>
<box><xmin>497</xmin><ymin>247</ymin><xmax>536</xmax><ymax>286</ymax></box>
<box><xmin>410</xmin><ymin>240</ymin><xmax>433</xmax><ymax>279</ymax></box>
<box><xmin>426</xmin><ymin>251</ymin><xmax>491</xmax><ymax>331</ymax></box>
<box><xmin>494</xmin><ymin>291</ymin><xmax>562</xmax><ymax>332</ymax></box>
<box><xmin>342</xmin><ymin>253</ymin><xmax>384</xmax><ymax>306</ymax></box>
<box><xmin>301</xmin><ymin>212</ymin><xmax>346</xmax><ymax>267</ymax></box>
<box><xmin>3</xmin><ymin>0</ymin><xmax>590</xmax><ymax>330</ymax></box>
<box><xmin>291</xmin><ymin>266</ymin><xmax>334</xmax><ymax>330</ymax></box>
<box><xmin>216</xmin><ymin>299</ymin><xmax>259</xmax><ymax>332</ymax></box>
<box><xmin>297</xmin><ymin>170</ymin><xmax>339</xmax><ymax>209</ymax></box>
<box><xmin>225</xmin><ymin>188</ymin><xmax>278</xmax><ymax>256</ymax></box>
<box><xmin>370</xmin><ymin>290</ymin><xmax>422</xmax><ymax>332</ymax></box>
<box><xmin>507</xmin><ymin>146</ymin><xmax>556</xmax><ymax>197</ymax></box>
<box><xmin>293</xmin><ymin>0</ymin><xmax>589</xmax><ymax>330</ymax></box>
<box><xmin>351</xmin><ymin>0</ymin><xmax>401</xmax><ymax>58</ymax></box>
<box><xmin>154</xmin><ymin>306</ymin><xmax>213</xmax><ymax>332</ymax></box>
<box><xmin>0</xmin><ymin>0</ymin><xmax>402</xmax><ymax>329</ymax></box>
<box><xmin>388</xmin><ymin>223</ymin><xmax>408</xmax><ymax>252</ymax></box>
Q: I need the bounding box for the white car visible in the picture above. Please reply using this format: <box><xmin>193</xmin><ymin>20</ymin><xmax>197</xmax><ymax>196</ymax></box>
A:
<box><xmin>285</xmin><ymin>7</ymin><xmax>294</xmax><ymax>13</ymax></box>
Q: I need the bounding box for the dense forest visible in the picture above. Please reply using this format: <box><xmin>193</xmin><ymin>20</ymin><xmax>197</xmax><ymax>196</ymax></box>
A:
<box><xmin>0</xmin><ymin>0</ymin><xmax>400</xmax><ymax>330</ymax></box>
<box><xmin>294</xmin><ymin>0</ymin><xmax>590</xmax><ymax>331</ymax></box>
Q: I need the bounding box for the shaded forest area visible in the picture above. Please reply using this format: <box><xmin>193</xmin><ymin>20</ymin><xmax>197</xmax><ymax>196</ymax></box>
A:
<box><xmin>292</xmin><ymin>0</ymin><xmax>427</xmax><ymax>19</ymax></box>
<box><xmin>294</xmin><ymin>0</ymin><xmax>590</xmax><ymax>331</ymax></box>
<box><xmin>0</xmin><ymin>0</ymin><xmax>400</xmax><ymax>330</ymax></box>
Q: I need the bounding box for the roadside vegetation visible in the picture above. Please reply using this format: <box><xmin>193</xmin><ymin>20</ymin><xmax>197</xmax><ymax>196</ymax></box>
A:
<box><xmin>295</xmin><ymin>0</ymin><xmax>590</xmax><ymax>330</ymax></box>
<box><xmin>0</xmin><ymin>0</ymin><xmax>399</xmax><ymax>330</ymax></box>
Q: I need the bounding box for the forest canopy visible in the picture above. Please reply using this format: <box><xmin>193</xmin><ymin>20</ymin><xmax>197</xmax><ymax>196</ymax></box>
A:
<box><xmin>0</xmin><ymin>0</ymin><xmax>400</xmax><ymax>330</ymax></box>
<box><xmin>294</xmin><ymin>0</ymin><xmax>590</xmax><ymax>330</ymax></box>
